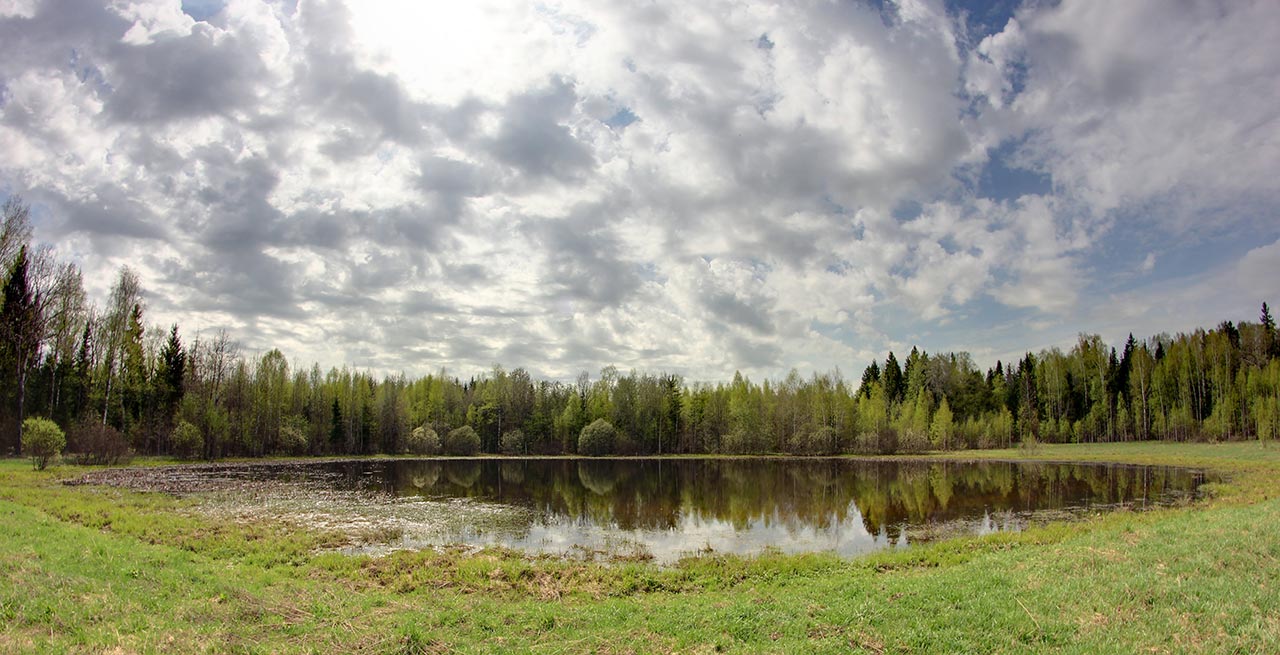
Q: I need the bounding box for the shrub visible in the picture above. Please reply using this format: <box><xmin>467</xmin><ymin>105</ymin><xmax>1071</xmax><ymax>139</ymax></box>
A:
<box><xmin>68</xmin><ymin>419</ymin><xmax>131</xmax><ymax>465</ymax></box>
<box><xmin>442</xmin><ymin>425</ymin><xmax>481</xmax><ymax>456</ymax></box>
<box><xmin>500</xmin><ymin>429</ymin><xmax>525</xmax><ymax>455</ymax></box>
<box><xmin>277</xmin><ymin>421</ymin><xmax>308</xmax><ymax>455</ymax></box>
<box><xmin>721</xmin><ymin>428</ymin><xmax>767</xmax><ymax>454</ymax></box>
<box><xmin>853</xmin><ymin>428</ymin><xmax>898</xmax><ymax>455</ymax></box>
<box><xmin>804</xmin><ymin>426</ymin><xmax>840</xmax><ymax>455</ymax></box>
<box><xmin>578</xmin><ymin>419</ymin><xmax>616</xmax><ymax>456</ymax></box>
<box><xmin>171</xmin><ymin>421</ymin><xmax>203</xmax><ymax>459</ymax></box>
<box><xmin>897</xmin><ymin>429</ymin><xmax>931</xmax><ymax>454</ymax></box>
<box><xmin>404</xmin><ymin>425</ymin><xmax>440</xmax><ymax>455</ymax></box>
<box><xmin>21</xmin><ymin>417</ymin><xmax>65</xmax><ymax>470</ymax></box>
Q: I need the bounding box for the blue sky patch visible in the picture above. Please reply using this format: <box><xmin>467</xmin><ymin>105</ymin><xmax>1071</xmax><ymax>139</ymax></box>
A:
<box><xmin>181</xmin><ymin>0</ymin><xmax>225</xmax><ymax>22</ymax></box>
<box><xmin>604</xmin><ymin>107</ymin><xmax>638</xmax><ymax>130</ymax></box>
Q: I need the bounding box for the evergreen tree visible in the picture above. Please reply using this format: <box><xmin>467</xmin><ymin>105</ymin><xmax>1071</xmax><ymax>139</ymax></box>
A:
<box><xmin>67</xmin><ymin>321</ymin><xmax>94</xmax><ymax>423</ymax></box>
<box><xmin>1</xmin><ymin>246</ymin><xmax>40</xmax><ymax>455</ymax></box>
<box><xmin>121</xmin><ymin>303</ymin><xmax>147</xmax><ymax>440</ymax></box>
<box><xmin>883</xmin><ymin>352</ymin><xmax>905</xmax><ymax>404</ymax></box>
<box><xmin>330</xmin><ymin>398</ymin><xmax>344</xmax><ymax>453</ymax></box>
<box><xmin>1218</xmin><ymin>320</ymin><xmax>1240</xmax><ymax>350</ymax></box>
<box><xmin>858</xmin><ymin>360</ymin><xmax>881</xmax><ymax>399</ymax></box>
<box><xmin>1115</xmin><ymin>333</ymin><xmax>1137</xmax><ymax>404</ymax></box>
<box><xmin>155</xmin><ymin>324</ymin><xmax>186</xmax><ymax>433</ymax></box>
<box><xmin>1017</xmin><ymin>353</ymin><xmax>1039</xmax><ymax>441</ymax></box>
<box><xmin>1263</xmin><ymin>302</ymin><xmax>1277</xmax><ymax>359</ymax></box>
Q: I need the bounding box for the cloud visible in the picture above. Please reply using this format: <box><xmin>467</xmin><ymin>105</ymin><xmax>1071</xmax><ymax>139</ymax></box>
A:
<box><xmin>105</xmin><ymin>22</ymin><xmax>268</xmax><ymax>124</ymax></box>
<box><xmin>968</xmin><ymin>0</ymin><xmax>1280</xmax><ymax>230</ymax></box>
<box><xmin>0</xmin><ymin>0</ymin><xmax>1275</xmax><ymax>381</ymax></box>
<box><xmin>489</xmin><ymin>77</ymin><xmax>594</xmax><ymax>182</ymax></box>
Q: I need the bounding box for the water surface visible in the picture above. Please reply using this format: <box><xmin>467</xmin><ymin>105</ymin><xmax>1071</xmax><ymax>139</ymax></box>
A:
<box><xmin>121</xmin><ymin>457</ymin><xmax>1205</xmax><ymax>563</ymax></box>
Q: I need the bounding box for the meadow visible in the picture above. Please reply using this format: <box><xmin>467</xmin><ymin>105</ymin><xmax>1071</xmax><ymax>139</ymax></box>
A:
<box><xmin>2</xmin><ymin>442</ymin><xmax>1278</xmax><ymax>654</ymax></box>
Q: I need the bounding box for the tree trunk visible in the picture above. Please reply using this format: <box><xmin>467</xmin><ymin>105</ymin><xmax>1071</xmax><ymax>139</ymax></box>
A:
<box><xmin>102</xmin><ymin>371</ymin><xmax>113</xmax><ymax>427</ymax></box>
<box><xmin>14</xmin><ymin>358</ymin><xmax>27</xmax><ymax>456</ymax></box>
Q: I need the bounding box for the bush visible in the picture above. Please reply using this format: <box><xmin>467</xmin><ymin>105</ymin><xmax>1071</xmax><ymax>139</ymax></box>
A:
<box><xmin>404</xmin><ymin>425</ymin><xmax>440</xmax><ymax>455</ymax></box>
<box><xmin>578</xmin><ymin>419</ymin><xmax>616</xmax><ymax>456</ymax></box>
<box><xmin>897</xmin><ymin>430</ymin><xmax>931</xmax><ymax>454</ymax></box>
<box><xmin>804</xmin><ymin>426</ymin><xmax>840</xmax><ymax>455</ymax></box>
<box><xmin>21</xmin><ymin>417</ymin><xmax>65</xmax><ymax>470</ymax></box>
<box><xmin>852</xmin><ymin>428</ymin><xmax>898</xmax><ymax>455</ymax></box>
<box><xmin>721</xmin><ymin>428</ymin><xmax>767</xmax><ymax>454</ymax></box>
<box><xmin>442</xmin><ymin>425</ymin><xmax>480</xmax><ymax>456</ymax></box>
<box><xmin>277</xmin><ymin>422</ymin><xmax>308</xmax><ymax>455</ymax></box>
<box><xmin>171</xmin><ymin>421</ymin><xmax>203</xmax><ymax>459</ymax></box>
<box><xmin>68</xmin><ymin>419</ymin><xmax>131</xmax><ymax>465</ymax></box>
<box><xmin>500</xmin><ymin>429</ymin><xmax>525</xmax><ymax>455</ymax></box>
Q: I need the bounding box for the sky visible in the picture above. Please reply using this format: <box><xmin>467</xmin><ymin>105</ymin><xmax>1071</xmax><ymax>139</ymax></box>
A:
<box><xmin>0</xmin><ymin>0</ymin><xmax>1277</xmax><ymax>382</ymax></box>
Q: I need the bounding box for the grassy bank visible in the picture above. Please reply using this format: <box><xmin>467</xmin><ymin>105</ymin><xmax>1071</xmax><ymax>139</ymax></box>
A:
<box><xmin>2</xmin><ymin>442</ymin><xmax>1278</xmax><ymax>653</ymax></box>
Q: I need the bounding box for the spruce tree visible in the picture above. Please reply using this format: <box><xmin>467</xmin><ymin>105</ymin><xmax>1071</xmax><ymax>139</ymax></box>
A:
<box><xmin>883</xmin><ymin>352</ymin><xmax>904</xmax><ymax>404</ymax></box>
<box><xmin>1263</xmin><ymin>303</ymin><xmax>1277</xmax><ymax>359</ymax></box>
<box><xmin>1</xmin><ymin>246</ymin><xmax>39</xmax><ymax>455</ymax></box>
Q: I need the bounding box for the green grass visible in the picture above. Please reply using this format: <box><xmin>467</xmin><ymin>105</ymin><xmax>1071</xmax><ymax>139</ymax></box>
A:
<box><xmin>2</xmin><ymin>442</ymin><xmax>1279</xmax><ymax>653</ymax></box>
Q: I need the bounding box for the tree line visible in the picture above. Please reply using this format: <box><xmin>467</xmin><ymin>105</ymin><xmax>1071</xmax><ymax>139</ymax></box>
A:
<box><xmin>3</xmin><ymin>198</ymin><xmax>1279</xmax><ymax>460</ymax></box>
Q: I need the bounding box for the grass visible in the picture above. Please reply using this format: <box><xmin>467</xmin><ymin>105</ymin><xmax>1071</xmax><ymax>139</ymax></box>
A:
<box><xmin>0</xmin><ymin>442</ymin><xmax>1277</xmax><ymax>653</ymax></box>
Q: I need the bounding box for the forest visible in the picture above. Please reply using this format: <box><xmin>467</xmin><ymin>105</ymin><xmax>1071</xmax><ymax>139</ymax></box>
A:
<box><xmin>3</xmin><ymin>198</ymin><xmax>1279</xmax><ymax>460</ymax></box>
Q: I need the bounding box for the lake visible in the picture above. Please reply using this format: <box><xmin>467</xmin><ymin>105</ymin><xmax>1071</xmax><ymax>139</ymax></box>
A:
<box><xmin>85</xmin><ymin>457</ymin><xmax>1208</xmax><ymax>563</ymax></box>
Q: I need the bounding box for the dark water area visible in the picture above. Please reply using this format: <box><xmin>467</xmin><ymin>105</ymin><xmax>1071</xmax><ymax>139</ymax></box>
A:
<box><xmin>155</xmin><ymin>457</ymin><xmax>1207</xmax><ymax>562</ymax></box>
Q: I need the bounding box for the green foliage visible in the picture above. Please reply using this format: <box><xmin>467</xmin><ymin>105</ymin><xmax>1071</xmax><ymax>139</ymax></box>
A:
<box><xmin>404</xmin><ymin>425</ymin><xmax>440</xmax><ymax>455</ymax></box>
<box><xmin>500</xmin><ymin>429</ymin><xmax>526</xmax><ymax>455</ymax></box>
<box><xmin>883</xmin><ymin>351</ymin><xmax>905</xmax><ymax>403</ymax></box>
<box><xmin>442</xmin><ymin>425</ymin><xmax>480</xmax><ymax>456</ymax></box>
<box><xmin>2</xmin><ymin>211</ymin><xmax>1278</xmax><ymax>461</ymax></box>
<box><xmin>897</xmin><ymin>429</ymin><xmax>932</xmax><ymax>454</ymax></box>
<box><xmin>170</xmin><ymin>421</ymin><xmax>203</xmax><ymax>459</ymax></box>
<box><xmin>721</xmin><ymin>426</ymin><xmax>771</xmax><ymax>454</ymax></box>
<box><xmin>2</xmin><ymin>245</ymin><xmax>40</xmax><ymax>456</ymax></box>
<box><xmin>719</xmin><ymin>428</ymin><xmax>751</xmax><ymax>454</ymax></box>
<box><xmin>930</xmin><ymin>398</ymin><xmax>954</xmax><ymax>449</ymax></box>
<box><xmin>578</xmin><ymin>419</ymin><xmax>616</xmax><ymax>456</ymax></box>
<box><xmin>851</xmin><ymin>430</ymin><xmax>888</xmax><ymax>455</ymax></box>
<box><xmin>277</xmin><ymin>420</ymin><xmax>308</xmax><ymax>455</ymax></box>
<box><xmin>20</xmin><ymin>416</ymin><xmax>65</xmax><ymax>469</ymax></box>
<box><xmin>794</xmin><ymin>425</ymin><xmax>839</xmax><ymax>455</ymax></box>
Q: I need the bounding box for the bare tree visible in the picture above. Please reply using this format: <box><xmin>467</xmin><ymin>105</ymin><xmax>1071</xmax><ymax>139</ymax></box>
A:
<box><xmin>0</xmin><ymin>197</ymin><xmax>33</xmax><ymax>270</ymax></box>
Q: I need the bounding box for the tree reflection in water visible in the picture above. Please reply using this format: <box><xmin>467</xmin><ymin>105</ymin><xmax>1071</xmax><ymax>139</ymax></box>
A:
<box><xmin>285</xmin><ymin>458</ymin><xmax>1207</xmax><ymax>562</ymax></box>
